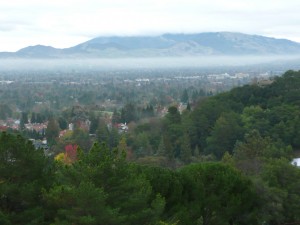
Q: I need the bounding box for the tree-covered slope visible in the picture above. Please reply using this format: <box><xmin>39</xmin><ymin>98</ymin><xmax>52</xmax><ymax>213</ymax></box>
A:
<box><xmin>189</xmin><ymin>70</ymin><xmax>300</xmax><ymax>159</ymax></box>
<box><xmin>127</xmin><ymin>70</ymin><xmax>300</xmax><ymax>164</ymax></box>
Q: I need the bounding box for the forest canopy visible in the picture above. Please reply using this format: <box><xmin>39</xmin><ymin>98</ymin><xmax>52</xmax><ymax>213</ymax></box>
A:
<box><xmin>1</xmin><ymin>70</ymin><xmax>300</xmax><ymax>224</ymax></box>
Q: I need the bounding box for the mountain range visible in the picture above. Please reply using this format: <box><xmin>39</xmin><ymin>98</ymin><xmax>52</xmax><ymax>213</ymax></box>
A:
<box><xmin>2</xmin><ymin>32</ymin><xmax>300</xmax><ymax>58</ymax></box>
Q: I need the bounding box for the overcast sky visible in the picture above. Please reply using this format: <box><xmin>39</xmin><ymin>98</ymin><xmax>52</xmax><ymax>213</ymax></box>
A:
<box><xmin>1</xmin><ymin>0</ymin><xmax>300</xmax><ymax>51</ymax></box>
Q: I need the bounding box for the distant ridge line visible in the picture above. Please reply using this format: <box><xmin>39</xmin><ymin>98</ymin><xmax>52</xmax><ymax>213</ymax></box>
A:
<box><xmin>1</xmin><ymin>32</ymin><xmax>300</xmax><ymax>58</ymax></box>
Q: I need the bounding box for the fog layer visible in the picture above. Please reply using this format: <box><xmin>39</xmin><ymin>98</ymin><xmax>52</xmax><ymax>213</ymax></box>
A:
<box><xmin>1</xmin><ymin>55</ymin><xmax>300</xmax><ymax>71</ymax></box>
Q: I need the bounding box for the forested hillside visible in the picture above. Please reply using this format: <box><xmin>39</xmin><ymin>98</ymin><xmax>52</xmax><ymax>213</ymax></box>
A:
<box><xmin>128</xmin><ymin>70</ymin><xmax>300</xmax><ymax>164</ymax></box>
<box><xmin>190</xmin><ymin>69</ymin><xmax>300</xmax><ymax>158</ymax></box>
<box><xmin>1</xmin><ymin>70</ymin><xmax>300</xmax><ymax>224</ymax></box>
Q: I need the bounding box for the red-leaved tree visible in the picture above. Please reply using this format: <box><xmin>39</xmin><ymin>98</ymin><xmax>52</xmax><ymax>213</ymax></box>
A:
<box><xmin>64</xmin><ymin>144</ymin><xmax>78</xmax><ymax>164</ymax></box>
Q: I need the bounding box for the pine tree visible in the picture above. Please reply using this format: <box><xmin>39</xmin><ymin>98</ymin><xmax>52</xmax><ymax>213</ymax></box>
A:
<box><xmin>181</xmin><ymin>89</ymin><xmax>189</xmax><ymax>103</ymax></box>
<box><xmin>157</xmin><ymin>136</ymin><xmax>165</xmax><ymax>156</ymax></box>
<box><xmin>96</xmin><ymin>119</ymin><xmax>110</xmax><ymax>145</ymax></box>
<box><xmin>163</xmin><ymin>135</ymin><xmax>174</xmax><ymax>161</ymax></box>
<box><xmin>31</xmin><ymin>112</ymin><xmax>36</xmax><ymax>123</ymax></box>
<box><xmin>0</xmin><ymin>132</ymin><xmax>53</xmax><ymax>224</ymax></box>
<box><xmin>112</xmin><ymin>108</ymin><xmax>120</xmax><ymax>124</ymax></box>
<box><xmin>89</xmin><ymin>113</ymin><xmax>99</xmax><ymax>134</ymax></box>
<box><xmin>194</xmin><ymin>145</ymin><xmax>201</xmax><ymax>158</ymax></box>
<box><xmin>20</xmin><ymin>112</ymin><xmax>28</xmax><ymax>130</ymax></box>
<box><xmin>180</xmin><ymin>133</ymin><xmax>192</xmax><ymax>164</ymax></box>
<box><xmin>45</xmin><ymin>117</ymin><xmax>59</xmax><ymax>146</ymax></box>
<box><xmin>186</xmin><ymin>102</ymin><xmax>191</xmax><ymax>111</ymax></box>
<box><xmin>117</xmin><ymin>136</ymin><xmax>128</xmax><ymax>160</ymax></box>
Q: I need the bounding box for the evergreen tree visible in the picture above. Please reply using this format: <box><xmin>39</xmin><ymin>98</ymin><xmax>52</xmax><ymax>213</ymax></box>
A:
<box><xmin>186</xmin><ymin>102</ymin><xmax>191</xmax><ymax>111</ymax></box>
<box><xmin>31</xmin><ymin>112</ymin><xmax>37</xmax><ymax>123</ymax></box>
<box><xmin>205</xmin><ymin>112</ymin><xmax>244</xmax><ymax>159</ymax></box>
<box><xmin>96</xmin><ymin>119</ymin><xmax>110</xmax><ymax>145</ymax></box>
<box><xmin>20</xmin><ymin>112</ymin><xmax>28</xmax><ymax>130</ymax></box>
<box><xmin>163</xmin><ymin>135</ymin><xmax>174</xmax><ymax>161</ymax></box>
<box><xmin>157</xmin><ymin>136</ymin><xmax>165</xmax><ymax>156</ymax></box>
<box><xmin>194</xmin><ymin>145</ymin><xmax>200</xmax><ymax>158</ymax></box>
<box><xmin>181</xmin><ymin>89</ymin><xmax>189</xmax><ymax>103</ymax></box>
<box><xmin>180</xmin><ymin>133</ymin><xmax>192</xmax><ymax>164</ymax></box>
<box><xmin>0</xmin><ymin>132</ymin><xmax>53</xmax><ymax>225</ymax></box>
<box><xmin>111</xmin><ymin>108</ymin><xmax>120</xmax><ymax>124</ymax></box>
<box><xmin>117</xmin><ymin>136</ymin><xmax>128</xmax><ymax>159</ymax></box>
<box><xmin>108</xmin><ymin>127</ymin><xmax>120</xmax><ymax>149</ymax></box>
<box><xmin>179</xmin><ymin>163</ymin><xmax>259</xmax><ymax>225</ymax></box>
<box><xmin>36</xmin><ymin>113</ymin><xmax>44</xmax><ymax>123</ymax></box>
<box><xmin>58</xmin><ymin>116</ymin><xmax>68</xmax><ymax>130</ymax></box>
<box><xmin>89</xmin><ymin>113</ymin><xmax>99</xmax><ymax>134</ymax></box>
<box><xmin>45</xmin><ymin>117</ymin><xmax>60</xmax><ymax>146</ymax></box>
<box><xmin>72</xmin><ymin>128</ymin><xmax>92</xmax><ymax>152</ymax></box>
<box><xmin>121</xmin><ymin>103</ymin><xmax>138</xmax><ymax>123</ymax></box>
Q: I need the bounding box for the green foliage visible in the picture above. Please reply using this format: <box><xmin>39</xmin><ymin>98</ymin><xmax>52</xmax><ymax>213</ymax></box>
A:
<box><xmin>181</xmin><ymin>89</ymin><xmax>189</xmax><ymax>103</ymax></box>
<box><xmin>237</xmin><ymin>158</ymin><xmax>300</xmax><ymax>224</ymax></box>
<box><xmin>45</xmin><ymin>117</ymin><xmax>59</xmax><ymax>146</ymax></box>
<box><xmin>189</xmin><ymin>98</ymin><xmax>233</xmax><ymax>151</ymax></box>
<box><xmin>2</xmin><ymin>70</ymin><xmax>300</xmax><ymax>224</ymax></box>
<box><xmin>165</xmin><ymin>106</ymin><xmax>181</xmax><ymax>125</ymax></box>
<box><xmin>162</xmin><ymin>106</ymin><xmax>183</xmax><ymax>160</ymax></box>
<box><xmin>1</xmin><ymin>128</ymin><xmax>299</xmax><ymax>224</ymax></box>
<box><xmin>121</xmin><ymin>103</ymin><xmax>138</xmax><ymax>123</ymax></box>
<box><xmin>133</xmin><ymin>132</ymin><xmax>152</xmax><ymax>157</ymax></box>
<box><xmin>0</xmin><ymin>132</ymin><xmax>53</xmax><ymax>225</ymax></box>
<box><xmin>180</xmin><ymin>133</ymin><xmax>192</xmax><ymax>164</ymax></box>
<box><xmin>182</xmin><ymin>70</ymin><xmax>300</xmax><ymax>160</ymax></box>
<box><xmin>44</xmin><ymin>182</ymin><xmax>117</xmax><ymax>225</ymax></box>
<box><xmin>19</xmin><ymin>111</ymin><xmax>29</xmax><ymax>130</ymax></box>
<box><xmin>0</xmin><ymin>104</ymin><xmax>13</xmax><ymax>120</ymax></box>
<box><xmin>179</xmin><ymin>163</ymin><xmax>258</xmax><ymax>225</ymax></box>
<box><xmin>261</xmin><ymin>158</ymin><xmax>300</xmax><ymax>223</ymax></box>
<box><xmin>233</xmin><ymin>130</ymin><xmax>292</xmax><ymax>176</ymax></box>
<box><xmin>235</xmin><ymin>130</ymin><xmax>292</xmax><ymax>160</ymax></box>
<box><xmin>58</xmin><ymin>116</ymin><xmax>68</xmax><ymax>130</ymax></box>
<box><xmin>205</xmin><ymin>112</ymin><xmax>244</xmax><ymax>159</ymax></box>
<box><xmin>47</xmin><ymin>142</ymin><xmax>165</xmax><ymax>225</ymax></box>
<box><xmin>71</xmin><ymin>128</ymin><xmax>92</xmax><ymax>152</ymax></box>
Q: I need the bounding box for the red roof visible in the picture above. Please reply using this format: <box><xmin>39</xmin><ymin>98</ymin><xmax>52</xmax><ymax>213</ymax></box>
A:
<box><xmin>0</xmin><ymin>126</ymin><xmax>8</xmax><ymax>131</ymax></box>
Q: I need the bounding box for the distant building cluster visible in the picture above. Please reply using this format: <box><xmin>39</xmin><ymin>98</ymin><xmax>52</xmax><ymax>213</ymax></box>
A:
<box><xmin>114</xmin><ymin>123</ymin><xmax>129</xmax><ymax>133</ymax></box>
<box><xmin>0</xmin><ymin>80</ymin><xmax>14</xmax><ymax>85</ymax></box>
<box><xmin>29</xmin><ymin>139</ymin><xmax>49</xmax><ymax>151</ymax></box>
<box><xmin>0</xmin><ymin>118</ymin><xmax>20</xmax><ymax>131</ymax></box>
<box><xmin>25</xmin><ymin>122</ymin><xmax>47</xmax><ymax>135</ymax></box>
